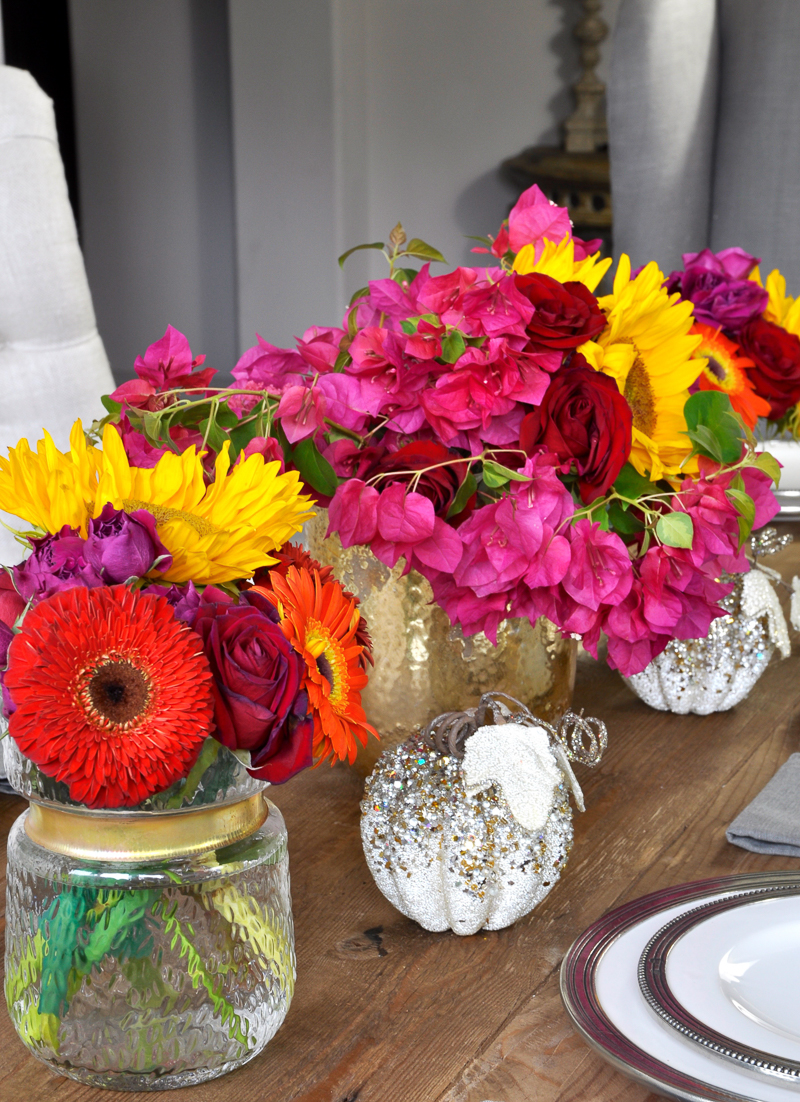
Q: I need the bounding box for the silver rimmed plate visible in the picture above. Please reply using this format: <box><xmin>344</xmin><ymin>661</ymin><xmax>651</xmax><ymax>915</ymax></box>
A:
<box><xmin>640</xmin><ymin>887</ymin><xmax>800</xmax><ymax>1083</ymax></box>
<box><xmin>560</xmin><ymin>872</ymin><xmax>800</xmax><ymax>1102</ymax></box>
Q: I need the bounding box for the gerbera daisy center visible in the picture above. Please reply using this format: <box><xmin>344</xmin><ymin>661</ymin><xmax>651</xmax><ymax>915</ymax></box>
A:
<box><xmin>623</xmin><ymin>355</ymin><xmax>657</xmax><ymax>438</ymax></box>
<box><xmin>87</xmin><ymin>660</ymin><xmax>151</xmax><ymax>725</ymax></box>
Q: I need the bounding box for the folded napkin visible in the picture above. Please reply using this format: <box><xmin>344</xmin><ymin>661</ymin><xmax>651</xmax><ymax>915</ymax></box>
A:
<box><xmin>727</xmin><ymin>754</ymin><xmax>800</xmax><ymax>856</ymax></box>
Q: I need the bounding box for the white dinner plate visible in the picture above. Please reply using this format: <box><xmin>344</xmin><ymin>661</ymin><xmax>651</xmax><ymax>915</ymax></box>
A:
<box><xmin>645</xmin><ymin>892</ymin><xmax>800</xmax><ymax>1075</ymax></box>
<box><xmin>561</xmin><ymin>873</ymin><xmax>800</xmax><ymax>1102</ymax></box>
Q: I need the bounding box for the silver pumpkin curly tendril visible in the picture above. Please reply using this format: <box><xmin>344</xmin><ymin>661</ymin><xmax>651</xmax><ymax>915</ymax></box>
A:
<box><xmin>421</xmin><ymin>691</ymin><xmax>607</xmax><ymax>766</ymax></box>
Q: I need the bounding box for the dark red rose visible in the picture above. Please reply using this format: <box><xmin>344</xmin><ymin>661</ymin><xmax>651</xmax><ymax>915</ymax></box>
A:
<box><xmin>374</xmin><ymin>441</ymin><xmax>469</xmax><ymax>518</ymax></box>
<box><xmin>190</xmin><ymin>588</ymin><xmax>313</xmax><ymax>783</ymax></box>
<box><xmin>520</xmin><ymin>357</ymin><xmax>632</xmax><ymax>503</ymax></box>
<box><xmin>515</xmin><ymin>273</ymin><xmax>606</xmax><ymax>350</ymax></box>
<box><xmin>739</xmin><ymin>317</ymin><xmax>800</xmax><ymax>419</ymax></box>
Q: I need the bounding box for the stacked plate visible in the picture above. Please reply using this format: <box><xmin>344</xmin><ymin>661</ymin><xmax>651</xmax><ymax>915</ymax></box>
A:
<box><xmin>561</xmin><ymin>872</ymin><xmax>800</xmax><ymax>1101</ymax></box>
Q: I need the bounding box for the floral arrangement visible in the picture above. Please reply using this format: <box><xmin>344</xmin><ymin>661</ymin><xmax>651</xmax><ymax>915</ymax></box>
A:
<box><xmin>0</xmin><ymin>417</ymin><xmax>376</xmax><ymax>808</ymax></box>
<box><xmin>666</xmin><ymin>248</ymin><xmax>800</xmax><ymax>435</ymax></box>
<box><xmin>69</xmin><ymin>185</ymin><xmax>783</xmax><ymax>682</ymax></box>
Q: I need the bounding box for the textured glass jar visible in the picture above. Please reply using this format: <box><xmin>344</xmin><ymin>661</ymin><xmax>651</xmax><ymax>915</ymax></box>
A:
<box><xmin>3</xmin><ymin>738</ymin><xmax>295</xmax><ymax>1091</ymax></box>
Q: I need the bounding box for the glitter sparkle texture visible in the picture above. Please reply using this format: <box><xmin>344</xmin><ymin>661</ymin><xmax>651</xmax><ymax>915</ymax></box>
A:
<box><xmin>623</xmin><ymin>570</ymin><xmax>789</xmax><ymax>715</ymax></box>
<box><xmin>360</xmin><ymin>733</ymin><xmax>574</xmax><ymax>935</ymax></box>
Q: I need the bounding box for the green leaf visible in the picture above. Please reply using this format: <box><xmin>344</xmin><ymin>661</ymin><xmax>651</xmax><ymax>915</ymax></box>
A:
<box><xmin>338</xmin><ymin>241</ymin><xmax>385</xmax><ymax>269</ymax></box>
<box><xmin>464</xmin><ymin>234</ymin><xmax>492</xmax><ymax>248</ymax></box>
<box><xmin>141</xmin><ymin>412</ymin><xmax>165</xmax><ymax>449</ymax></box>
<box><xmin>100</xmin><ymin>395</ymin><xmax>122</xmax><ymax>418</ymax></box>
<box><xmin>332</xmin><ymin>349</ymin><xmax>351</xmax><ymax>373</ymax></box>
<box><xmin>228</xmin><ymin>418</ymin><xmax>259</xmax><ymax>457</ymax></box>
<box><xmin>198</xmin><ymin>418</ymin><xmax>229</xmax><ymax>454</ymax></box>
<box><xmin>686</xmin><ymin>425</ymin><xmax>724</xmax><ymax>464</ymax></box>
<box><xmin>400</xmin><ymin>319</ymin><xmax>417</xmax><ymax>336</ymax></box>
<box><xmin>291</xmin><ymin>437</ymin><xmax>339</xmax><ymax>497</ymax></box>
<box><xmin>440</xmin><ymin>330</ymin><xmax>466</xmax><ymax>364</ymax></box>
<box><xmin>482</xmin><ymin>460</ymin><xmax>531</xmax><ymax>489</ymax></box>
<box><xmin>273</xmin><ymin>420</ymin><xmax>293</xmax><ymax>465</ymax></box>
<box><xmin>613</xmin><ymin>463</ymin><xmax>660</xmax><ymax>502</ymax></box>
<box><xmin>446</xmin><ymin>471</ymin><xmax>477</xmax><ymax>519</ymax></box>
<box><xmin>215</xmin><ymin>406</ymin><xmax>240</xmax><ymax>429</ymax></box>
<box><xmin>683</xmin><ymin>391</ymin><xmax>744</xmax><ymax>464</ymax></box>
<box><xmin>607</xmin><ymin>499</ymin><xmax>644</xmax><ymax>535</ymax></box>
<box><xmin>348</xmin><ymin>285</ymin><xmax>369</xmax><ymax>307</ymax></box>
<box><xmin>401</xmin><ymin>238</ymin><xmax>446</xmax><ymax>264</ymax></box>
<box><xmin>752</xmin><ymin>450</ymin><xmax>782</xmax><ymax>486</ymax></box>
<box><xmin>391</xmin><ymin>267</ymin><xmax>419</xmax><ymax>284</ymax></box>
<box><xmin>656</xmin><ymin>512</ymin><xmax>694</xmax><ymax>548</ymax></box>
<box><xmin>726</xmin><ymin>487</ymin><xmax>756</xmax><ymax>544</ymax></box>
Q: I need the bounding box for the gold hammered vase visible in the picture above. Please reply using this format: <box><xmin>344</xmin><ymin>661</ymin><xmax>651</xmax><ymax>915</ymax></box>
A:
<box><xmin>304</xmin><ymin>512</ymin><xmax>576</xmax><ymax>764</ymax></box>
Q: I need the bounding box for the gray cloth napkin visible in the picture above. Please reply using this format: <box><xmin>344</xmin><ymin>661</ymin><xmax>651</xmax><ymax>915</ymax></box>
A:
<box><xmin>727</xmin><ymin>754</ymin><xmax>800</xmax><ymax>856</ymax></box>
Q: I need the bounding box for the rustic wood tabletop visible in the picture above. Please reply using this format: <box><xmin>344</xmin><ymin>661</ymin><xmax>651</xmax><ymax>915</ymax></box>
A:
<box><xmin>2</xmin><ymin>527</ymin><xmax>800</xmax><ymax>1102</ymax></box>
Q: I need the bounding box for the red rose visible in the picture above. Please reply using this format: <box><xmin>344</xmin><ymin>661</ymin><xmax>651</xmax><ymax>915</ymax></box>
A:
<box><xmin>374</xmin><ymin>441</ymin><xmax>469</xmax><ymax>518</ymax></box>
<box><xmin>520</xmin><ymin>357</ymin><xmax>632</xmax><ymax>503</ymax></box>
<box><xmin>515</xmin><ymin>273</ymin><xmax>606</xmax><ymax>350</ymax></box>
<box><xmin>739</xmin><ymin>317</ymin><xmax>800</xmax><ymax>419</ymax></box>
<box><xmin>190</xmin><ymin>588</ymin><xmax>313</xmax><ymax>783</ymax></box>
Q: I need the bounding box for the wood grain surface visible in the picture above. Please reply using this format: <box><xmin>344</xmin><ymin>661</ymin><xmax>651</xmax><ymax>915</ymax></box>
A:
<box><xmin>2</xmin><ymin>529</ymin><xmax>800</xmax><ymax>1102</ymax></box>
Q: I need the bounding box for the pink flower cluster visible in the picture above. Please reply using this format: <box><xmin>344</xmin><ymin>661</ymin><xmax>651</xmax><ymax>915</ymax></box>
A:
<box><xmin>105</xmin><ymin>185</ymin><xmax>780</xmax><ymax>678</ymax></box>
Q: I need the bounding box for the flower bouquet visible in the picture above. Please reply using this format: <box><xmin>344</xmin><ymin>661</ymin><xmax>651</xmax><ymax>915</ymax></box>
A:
<box><xmin>90</xmin><ymin>185</ymin><xmax>778</xmax><ymax>681</ymax></box>
<box><xmin>0</xmin><ymin>416</ymin><xmax>376</xmax><ymax>1087</ymax></box>
<box><xmin>666</xmin><ymin>248</ymin><xmax>800</xmax><ymax>493</ymax></box>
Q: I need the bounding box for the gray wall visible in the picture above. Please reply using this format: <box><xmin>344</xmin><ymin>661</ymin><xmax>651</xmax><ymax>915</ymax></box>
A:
<box><xmin>69</xmin><ymin>0</ymin><xmax>619</xmax><ymax>378</ymax></box>
<box><xmin>69</xmin><ymin>0</ymin><xmax>237</xmax><ymax>382</ymax></box>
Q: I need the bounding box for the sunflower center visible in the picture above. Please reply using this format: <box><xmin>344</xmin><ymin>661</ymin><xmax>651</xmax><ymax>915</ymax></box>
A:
<box><xmin>122</xmin><ymin>499</ymin><xmax>221</xmax><ymax>538</ymax></box>
<box><xmin>87</xmin><ymin>660</ymin><xmax>151</xmax><ymax>725</ymax></box>
<box><xmin>623</xmin><ymin>355</ymin><xmax>657</xmax><ymax>437</ymax></box>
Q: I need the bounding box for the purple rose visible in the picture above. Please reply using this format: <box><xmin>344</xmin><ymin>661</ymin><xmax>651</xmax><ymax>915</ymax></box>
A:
<box><xmin>13</xmin><ymin>527</ymin><xmax>105</xmax><ymax>602</ymax></box>
<box><xmin>84</xmin><ymin>504</ymin><xmax>171</xmax><ymax>583</ymax></box>
<box><xmin>666</xmin><ymin>247</ymin><xmax>768</xmax><ymax>332</ymax></box>
<box><xmin>189</xmin><ymin>588</ymin><xmax>313</xmax><ymax>783</ymax></box>
<box><xmin>142</xmin><ymin>579</ymin><xmax>202</xmax><ymax>622</ymax></box>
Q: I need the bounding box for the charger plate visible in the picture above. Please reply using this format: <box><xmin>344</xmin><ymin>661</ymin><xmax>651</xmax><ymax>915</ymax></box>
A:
<box><xmin>560</xmin><ymin>872</ymin><xmax>800</xmax><ymax>1102</ymax></box>
<box><xmin>640</xmin><ymin>887</ymin><xmax>800</xmax><ymax>1083</ymax></box>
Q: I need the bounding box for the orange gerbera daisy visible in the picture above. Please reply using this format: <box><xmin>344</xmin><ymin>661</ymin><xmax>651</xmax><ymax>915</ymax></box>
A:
<box><xmin>692</xmin><ymin>323</ymin><xmax>771</xmax><ymax>429</ymax></box>
<box><xmin>5</xmin><ymin>585</ymin><xmax>214</xmax><ymax>808</ymax></box>
<box><xmin>253</xmin><ymin>543</ymin><xmax>374</xmax><ymax>668</ymax></box>
<box><xmin>255</xmin><ymin>565</ymin><xmax>377</xmax><ymax>764</ymax></box>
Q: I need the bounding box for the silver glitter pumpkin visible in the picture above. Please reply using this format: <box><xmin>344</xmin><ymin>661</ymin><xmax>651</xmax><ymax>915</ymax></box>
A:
<box><xmin>360</xmin><ymin>694</ymin><xmax>606</xmax><ymax>936</ymax></box>
<box><xmin>623</xmin><ymin>564</ymin><xmax>791</xmax><ymax>716</ymax></box>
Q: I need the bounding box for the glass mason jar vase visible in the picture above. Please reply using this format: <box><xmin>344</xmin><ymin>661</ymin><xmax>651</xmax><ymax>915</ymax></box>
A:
<box><xmin>3</xmin><ymin>737</ymin><xmax>295</xmax><ymax>1091</ymax></box>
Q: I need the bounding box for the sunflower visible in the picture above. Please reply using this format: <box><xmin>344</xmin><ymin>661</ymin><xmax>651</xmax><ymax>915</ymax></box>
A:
<box><xmin>257</xmin><ymin>565</ymin><xmax>377</xmax><ymax>764</ymax></box>
<box><xmin>0</xmin><ymin>421</ymin><xmax>314</xmax><ymax>584</ymax></box>
<box><xmin>5</xmin><ymin>585</ymin><xmax>214</xmax><ymax>808</ymax></box>
<box><xmin>691</xmin><ymin>323</ymin><xmax>771</xmax><ymax>429</ymax></box>
<box><xmin>579</xmin><ymin>255</ymin><xmax>706</xmax><ymax>482</ymax></box>
<box><xmin>757</xmin><ymin>268</ymin><xmax>800</xmax><ymax>337</ymax></box>
<box><xmin>0</xmin><ymin>420</ymin><xmax>101</xmax><ymax>535</ymax></box>
<box><xmin>513</xmin><ymin>236</ymin><xmax>612</xmax><ymax>293</ymax></box>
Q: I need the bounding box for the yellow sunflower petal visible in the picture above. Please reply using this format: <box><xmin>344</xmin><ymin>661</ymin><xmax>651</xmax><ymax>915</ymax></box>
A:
<box><xmin>513</xmin><ymin>236</ymin><xmax>612</xmax><ymax>292</ymax></box>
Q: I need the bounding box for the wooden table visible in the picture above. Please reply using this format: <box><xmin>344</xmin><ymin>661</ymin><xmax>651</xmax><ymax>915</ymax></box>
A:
<box><xmin>2</xmin><ymin>530</ymin><xmax>800</xmax><ymax>1102</ymax></box>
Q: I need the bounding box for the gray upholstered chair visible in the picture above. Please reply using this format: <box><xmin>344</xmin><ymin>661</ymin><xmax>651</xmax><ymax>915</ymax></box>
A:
<box><xmin>608</xmin><ymin>0</ymin><xmax>800</xmax><ymax>285</ymax></box>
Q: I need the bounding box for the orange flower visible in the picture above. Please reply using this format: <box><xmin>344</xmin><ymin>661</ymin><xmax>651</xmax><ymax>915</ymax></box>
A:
<box><xmin>255</xmin><ymin>565</ymin><xmax>377</xmax><ymax>764</ymax></box>
<box><xmin>692</xmin><ymin>323</ymin><xmax>771</xmax><ymax>429</ymax></box>
<box><xmin>252</xmin><ymin>543</ymin><xmax>374</xmax><ymax>668</ymax></box>
<box><xmin>5</xmin><ymin>585</ymin><xmax>214</xmax><ymax>808</ymax></box>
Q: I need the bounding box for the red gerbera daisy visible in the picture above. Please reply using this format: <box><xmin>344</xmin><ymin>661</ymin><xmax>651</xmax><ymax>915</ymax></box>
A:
<box><xmin>254</xmin><ymin>566</ymin><xmax>378</xmax><ymax>765</ymax></box>
<box><xmin>5</xmin><ymin>585</ymin><xmax>215</xmax><ymax>808</ymax></box>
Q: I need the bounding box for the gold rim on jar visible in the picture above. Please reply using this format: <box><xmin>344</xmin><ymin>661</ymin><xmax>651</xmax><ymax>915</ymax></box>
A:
<box><xmin>24</xmin><ymin>791</ymin><xmax>269</xmax><ymax>862</ymax></box>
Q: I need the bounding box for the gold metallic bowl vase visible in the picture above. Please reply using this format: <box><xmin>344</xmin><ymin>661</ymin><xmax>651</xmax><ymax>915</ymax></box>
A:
<box><xmin>304</xmin><ymin>512</ymin><xmax>577</xmax><ymax>760</ymax></box>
